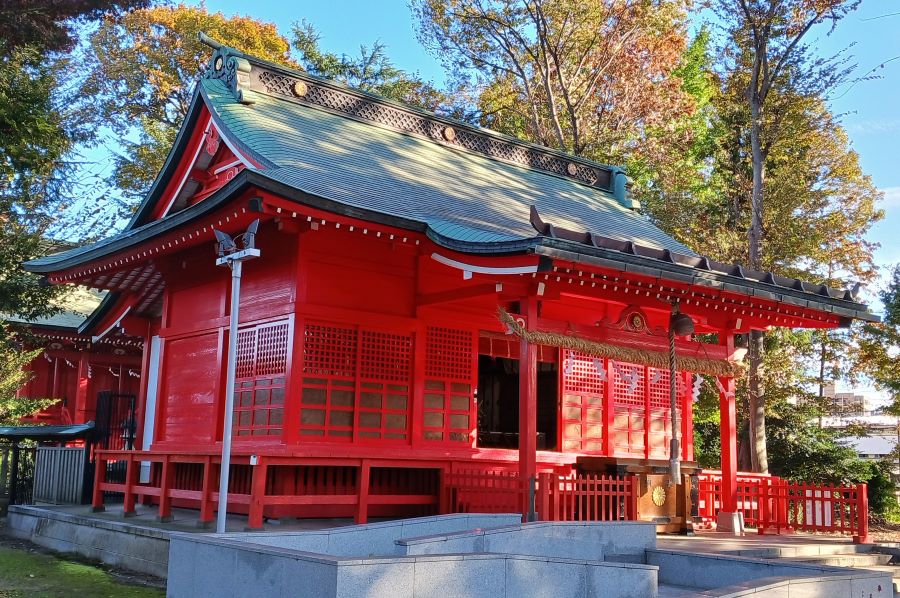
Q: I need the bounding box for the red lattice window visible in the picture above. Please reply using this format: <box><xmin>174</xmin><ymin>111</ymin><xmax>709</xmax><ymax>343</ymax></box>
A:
<box><xmin>233</xmin><ymin>320</ymin><xmax>289</xmax><ymax>438</ymax></box>
<box><xmin>611</xmin><ymin>361</ymin><xmax>646</xmax><ymax>456</ymax></box>
<box><xmin>647</xmin><ymin>368</ymin><xmax>685</xmax><ymax>459</ymax></box>
<box><xmin>358</xmin><ymin>331</ymin><xmax>412</xmax><ymax>441</ymax></box>
<box><xmin>299</xmin><ymin>322</ymin><xmax>413</xmax><ymax>442</ymax></box>
<box><xmin>561</xmin><ymin>350</ymin><xmax>604</xmax><ymax>453</ymax></box>
<box><xmin>300</xmin><ymin>323</ymin><xmax>357</xmax><ymax>441</ymax></box>
<box><xmin>423</xmin><ymin>327</ymin><xmax>475</xmax><ymax>444</ymax></box>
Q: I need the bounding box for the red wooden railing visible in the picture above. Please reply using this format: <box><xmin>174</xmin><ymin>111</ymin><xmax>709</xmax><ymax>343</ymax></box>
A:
<box><xmin>92</xmin><ymin>450</ymin><xmax>439</xmax><ymax>529</ymax></box>
<box><xmin>443</xmin><ymin>470</ymin><xmax>638</xmax><ymax>522</ymax></box>
<box><xmin>698</xmin><ymin>470</ymin><xmax>775</xmax><ymax>527</ymax></box>
<box><xmin>538</xmin><ymin>472</ymin><xmax>639</xmax><ymax>522</ymax></box>
<box><xmin>698</xmin><ymin>471</ymin><xmax>869</xmax><ymax>543</ymax></box>
<box><xmin>443</xmin><ymin>470</ymin><xmax>525</xmax><ymax>514</ymax></box>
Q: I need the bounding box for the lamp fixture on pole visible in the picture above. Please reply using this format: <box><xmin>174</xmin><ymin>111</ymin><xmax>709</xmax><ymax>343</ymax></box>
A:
<box><xmin>213</xmin><ymin>219</ymin><xmax>260</xmax><ymax>534</ymax></box>
<box><xmin>668</xmin><ymin>303</ymin><xmax>694</xmax><ymax>486</ymax></box>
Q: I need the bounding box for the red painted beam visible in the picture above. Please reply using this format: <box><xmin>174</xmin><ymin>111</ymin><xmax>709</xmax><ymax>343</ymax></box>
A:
<box><xmin>416</xmin><ymin>283</ymin><xmax>501</xmax><ymax>307</ymax></box>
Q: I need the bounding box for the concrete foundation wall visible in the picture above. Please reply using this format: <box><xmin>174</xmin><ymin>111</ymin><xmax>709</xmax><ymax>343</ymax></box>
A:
<box><xmin>647</xmin><ymin>549</ymin><xmax>892</xmax><ymax>597</ymax></box>
<box><xmin>399</xmin><ymin>521</ymin><xmax>654</xmax><ymax>561</ymax></box>
<box><xmin>167</xmin><ymin>533</ymin><xmax>658</xmax><ymax>598</ymax></box>
<box><xmin>6</xmin><ymin>505</ymin><xmax>169</xmax><ymax>578</ymax></box>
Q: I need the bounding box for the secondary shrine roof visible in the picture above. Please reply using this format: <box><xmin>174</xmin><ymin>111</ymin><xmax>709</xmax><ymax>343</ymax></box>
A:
<box><xmin>23</xmin><ymin>39</ymin><xmax>877</xmax><ymax>324</ymax></box>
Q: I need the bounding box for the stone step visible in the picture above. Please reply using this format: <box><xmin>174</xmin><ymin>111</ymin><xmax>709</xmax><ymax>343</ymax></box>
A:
<box><xmin>726</xmin><ymin>542</ymin><xmax>875</xmax><ymax>559</ymax></box>
<box><xmin>783</xmin><ymin>552</ymin><xmax>894</xmax><ymax>568</ymax></box>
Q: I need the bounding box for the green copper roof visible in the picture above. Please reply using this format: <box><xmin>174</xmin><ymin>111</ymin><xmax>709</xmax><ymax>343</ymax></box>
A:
<box><xmin>201</xmin><ymin>79</ymin><xmax>695</xmax><ymax>254</ymax></box>
<box><xmin>4</xmin><ymin>287</ymin><xmax>105</xmax><ymax>330</ymax></box>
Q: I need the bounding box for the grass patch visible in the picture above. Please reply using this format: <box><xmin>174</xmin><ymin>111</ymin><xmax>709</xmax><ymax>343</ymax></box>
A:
<box><xmin>0</xmin><ymin>546</ymin><xmax>164</xmax><ymax>598</ymax></box>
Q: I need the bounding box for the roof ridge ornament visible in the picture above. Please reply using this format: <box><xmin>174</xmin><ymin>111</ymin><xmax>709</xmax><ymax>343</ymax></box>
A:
<box><xmin>199</xmin><ymin>32</ymin><xmax>254</xmax><ymax>105</ymax></box>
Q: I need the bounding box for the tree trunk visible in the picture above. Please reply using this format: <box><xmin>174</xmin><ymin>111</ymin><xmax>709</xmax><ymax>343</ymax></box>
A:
<box><xmin>747</xmin><ymin>330</ymin><xmax>768</xmax><ymax>473</ymax></box>
<box><xmin>747</xmin><ymin>94</ymin><xmax>769</xmax><ymax>474</ymax></box>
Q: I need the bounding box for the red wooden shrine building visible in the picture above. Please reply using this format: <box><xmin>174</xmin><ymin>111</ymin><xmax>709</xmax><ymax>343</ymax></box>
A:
<box><xmin>23</xmin><ymin>39</ymin><xmax>877</xmax><ymax>535</ymax></box>
<box><xmin>8</xmin><ymin>288</ymin><xmax>142</xmax><ymax>428</ymax></box>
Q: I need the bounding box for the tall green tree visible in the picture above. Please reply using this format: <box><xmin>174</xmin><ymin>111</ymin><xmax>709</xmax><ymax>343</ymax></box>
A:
<box><xmin>856</xmin><ymin>266</ymin><xmax>900</xmax><ymax>406</ymax></box>
<box><xmin>715</xmin><ymin>0</ymin><xmax>865</xmax><ymax>472</ymax></box>
<box><xmin>0</xmin><ymin>0</ymin><xmax>148</xmax><ymax>53</ymax></box>
<box><xmin>411</xmin><ymin>0</ymin><xmax>696</xmax><ymax>182</ymax></box>
<box><xmin>1</xmin><ymin>1</ymin><xmax>149</xmax><ymax>419</ymax></box>
<box><xmin>79</xmin><ymin>4</ymin><xmax>296</xmax><ymax>212</ymax></box>
<box><xmin>292</xmin><ymin>20</ymin><xmax>451</xmax><ymax>113</ymax></box>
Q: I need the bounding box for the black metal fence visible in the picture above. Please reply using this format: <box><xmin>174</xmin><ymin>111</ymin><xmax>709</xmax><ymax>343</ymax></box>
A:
<box><xmin>0</xmin><ymin>442</ymin><xmax>36</xmax><ymax>513</ymax></box>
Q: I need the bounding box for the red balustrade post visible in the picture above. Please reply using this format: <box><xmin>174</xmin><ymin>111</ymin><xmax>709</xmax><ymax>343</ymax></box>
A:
<box><xmin>628</xmin><ymin>475</ymin><xmax>639</xmax><ymax>520</ymax></box>
<box><xmin>355</xmin><ymin>460</ymin><xmax>370</xmax><ymax>524</ymax></box>
<box><xmin>757</xmin><ymin>479</ymin><xmax>769</xmax><ymax>535</ymax></box>
<box><xmin>247</xmin><ymin>457</ymin><xmax>267</xmax><ymax>530</ymax></box>
<box><xmin>854</xmin><ymin>483</ymin><xmax>870</xmax><ymax>544</ymax></box>
<box><xmin>91</xmin><ymin>452</ymin><xmax>106</xmax><ymax>512</ymax></box>
<box><xmin>438</xmin><ymin>468</ymin><xmax>449</xmax><ymax>515</ymax></box>
<box><xmin>199</xmin><ymin>456</ymin><xmax>215</xmax><ymax>528</ymax></box>
<box><xmin>123</xmin><ymin>455</ymin><xmax>137</xmax><ymax>517</ymax></box>
<box><xmin>157</xmin><ymin>455</ymin><xmax>173</xmax><ymax>522</ymax></box>
<box><xmin>537</xmin><ymin>473</ymin><xmax>552</xmax><ymax>521</ymax></box>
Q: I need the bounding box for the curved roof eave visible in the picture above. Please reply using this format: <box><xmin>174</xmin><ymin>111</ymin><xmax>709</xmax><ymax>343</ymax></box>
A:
<box><xmin>21</xmin><ymin>168</ymin><xmax>878</xmax><ymax>323</ymax></box>
<box><xmin>128</xmin><ymin>87</ymin><xmax>205</xmax><ymax>229</ymax></box>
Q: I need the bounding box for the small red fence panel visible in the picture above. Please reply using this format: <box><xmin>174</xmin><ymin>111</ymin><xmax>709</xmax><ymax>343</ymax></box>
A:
<box><xmin>443</xmin><ymin>469</ymin><xmax>524</xmax><ymax>514</ymax></box>
<box><xmin>423</xmin><ymin>327</ymin><xmax>476</xmax><ymax>445</ymax></box>
<box><xmin>233</xmin><ymin>320</ymin><xmax>289</xmax><ymax>437</ymax></box>
<box><xmin>442</xmin><ymin>469</ymin><xmax>639</xmax><ymax>523</ymax></box>
<box><xmin>698</xmin><ymin>471</ymin><xmax>869</xmax><ymax>541</ymax></box>
<box><xmin>561</xmin><ymin>351</ymin><xmax>604</xmax><ymax>453</ymax></box>
<box><xmin>538</xmin><ymin>472</ymin><xmax>638</xmax><ymax>522</ymax></box>
<box><xmin>762</xmin><ymin>481</ymin><xmax>868</xmax><ymax>538</ymax></box>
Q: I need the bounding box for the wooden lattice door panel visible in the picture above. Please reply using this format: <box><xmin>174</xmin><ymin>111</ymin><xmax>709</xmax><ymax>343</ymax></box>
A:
<box><xmin>357</xmin><ymin>330</ymin><xmax>412</xmax><ymax>441</ymax></box>
<box><xmin>298</xmin><ymin>321</ymin><xmax>414</xmax><ymax>442</ymax></box>
<box><xmin>561</xmin><ymin>350</ymin><xmax>604</xmax><ymax>453</ymax></box>
<box><xmin>611</xmin><ymin>361</ymin><xmax>646</xmax><ymax>457</ymax></box>
<box><xmin>299</xmin><ymin>323</ymin><xmax>357</xmax><ymax>441</ymax></box>
<box><xmin>423</xmin><ymin>326</ymin><xmax>476</xmax><ymax>444</ymax></box>
<box><xmin>647</xmin><ymin>368</ymin><xmax>685</xmax><ymax>459</ymax></box>
<box><xmin>233</xmin><ymin>320</ymin><xmax>290</xmax><ymax>437</ymax></box>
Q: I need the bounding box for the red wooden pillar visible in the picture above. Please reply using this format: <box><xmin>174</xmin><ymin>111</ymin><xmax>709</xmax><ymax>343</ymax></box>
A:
<box><xmin>123</xmin><ymin>456</ymin><xmax>137</xmax><ymax>517</ymax></box>
<box><xmin>717</xmin><ymin>375</ymin><xmax>741</xmax><ymax>533</ymax></box>
<box><xmin>157</xmin><ymin>455</ymin><xmax>174</xmax><ymax>522</ymax></box>
<box><xmin>854</xmin><ymin>483</ymin><xmax>870</xmax><ymax>544</ymax></box>
<box><xmin>247</xmin><ymin>457</ymin><xmax>267</xmax><ymax>530</ymax></box>
<box><xmin>199</xmin><ymin>456</ymin><xmax>215</xmax><ymax>528</ymax></box>
<box><xmin>91</xmin><ymin>453</ymin><xmax>106</xmax><ymax>512</ymax></box>
<box><xmin>355</xmin><ymin>460</ymin><xmax>371</xmax><ymax>524</ymax></box>
<box><xmin>74</xmin><ymin>354</ymin><xmax>90</xmax><ymax>424</ymax></box>
<box><xmin>519</xmin><ymin>296</ymin><xmax>538</xmax><ymax>521</ymax></box>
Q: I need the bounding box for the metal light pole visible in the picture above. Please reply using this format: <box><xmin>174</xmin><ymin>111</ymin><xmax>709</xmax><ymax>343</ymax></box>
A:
<box><xmin>214</xmin><ymin>220</ymin><xmax>260</xmax><ymax>534</ymax></box>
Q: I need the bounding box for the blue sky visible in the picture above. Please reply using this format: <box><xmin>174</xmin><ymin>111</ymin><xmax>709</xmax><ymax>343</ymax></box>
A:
<box><xmin>196</xmin><ymin>0</ymin><xmax>899</xmax><ymax>289</ymax></box>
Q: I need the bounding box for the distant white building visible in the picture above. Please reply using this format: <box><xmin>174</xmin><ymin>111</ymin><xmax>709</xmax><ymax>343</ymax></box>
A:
<box><xmin>820</xmin><ymin>412</ymin><xmax>900</xmax><ymax>492</ymax></box>
<box><xmin>822</xmin><ymin>382</ymin><xmax>868</xmax><ymax>415</ymax></box>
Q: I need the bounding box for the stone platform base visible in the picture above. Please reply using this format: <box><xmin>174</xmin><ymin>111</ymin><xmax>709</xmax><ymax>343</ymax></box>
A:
<box><xmin>4</xmin><ymin>505</ymin><xmax>170</xmax><ymax>578</ymax></box>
